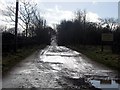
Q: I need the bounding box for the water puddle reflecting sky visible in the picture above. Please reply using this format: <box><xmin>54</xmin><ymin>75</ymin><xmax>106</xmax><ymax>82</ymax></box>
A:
<box><xmin>40</xmin><ymin>38</ymin><xmax>120</xmax><ymax>89</ymax></box>
<box><xmin>90</xmin><ymin>79</ymin><xmax>119</xmax><ymax>90</ymax></box>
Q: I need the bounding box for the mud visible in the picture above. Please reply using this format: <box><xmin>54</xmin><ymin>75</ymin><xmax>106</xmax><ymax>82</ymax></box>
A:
<box><xmin>2</xmin><ymin>45</ymin><xmax>120</xmax><ymax>90</ymax></box>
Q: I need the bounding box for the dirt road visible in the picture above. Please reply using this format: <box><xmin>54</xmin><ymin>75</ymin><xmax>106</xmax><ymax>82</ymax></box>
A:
<box><xmin>2</xmin><ymin>46</ymin><xmax>119</xmax><ymax>90</ymax></box>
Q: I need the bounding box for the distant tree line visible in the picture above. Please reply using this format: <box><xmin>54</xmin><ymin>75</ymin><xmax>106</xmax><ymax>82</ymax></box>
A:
<box><xmin>2</xmin><ymin>26</ymin><xmax>52</xmax><ymax>53</ymax></box>
<box><xmin>57</xmin><ymin>10</ymin><xmax>120</xmax><ymax>53</ymax></box>
<box><xmin>2</xmin><ymin>2</ymin><xmax>120</xmax><ymax>54</ymax></box>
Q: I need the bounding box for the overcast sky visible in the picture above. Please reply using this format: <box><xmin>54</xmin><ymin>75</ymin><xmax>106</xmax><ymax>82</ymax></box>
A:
<box><xmin>0</xmin><ymin>0</ymin><xmax>119</xmax><ymax>29</ymax></box>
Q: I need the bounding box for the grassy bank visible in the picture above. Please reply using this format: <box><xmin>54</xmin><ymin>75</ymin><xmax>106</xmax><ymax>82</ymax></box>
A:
<box><xmin>67</xmin><ymin>45</ymin><xmax>120</xmax><ymax>71</ymax></box>
<box><xmin>2</xmin><ymin>45</ymin><xmax>46</xmax><ymax>75</ymax></box>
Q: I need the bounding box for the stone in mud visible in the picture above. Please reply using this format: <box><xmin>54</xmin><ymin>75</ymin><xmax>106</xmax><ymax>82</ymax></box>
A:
<box><xmin>63</xmin><ymin>76</ymin><xmax>86</xmax><ymax>86</ymax></box>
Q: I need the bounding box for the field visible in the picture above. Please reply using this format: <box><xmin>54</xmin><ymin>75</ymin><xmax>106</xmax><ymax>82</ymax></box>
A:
<box><xmin>2</xmin><ymin>45</ymin><xmax>46</xmax><ymax>75</ymax></box>
<box><xmin>67</xmin><ymin>45</ymin><xmax>120</xmax><ymax>71</ymax></box>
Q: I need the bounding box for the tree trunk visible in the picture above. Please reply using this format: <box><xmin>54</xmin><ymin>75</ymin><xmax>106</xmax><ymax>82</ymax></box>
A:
<box><xmin>26</xmin><ymin>24</ymin><xmax>28</xmax><ymax>37</ymax></box>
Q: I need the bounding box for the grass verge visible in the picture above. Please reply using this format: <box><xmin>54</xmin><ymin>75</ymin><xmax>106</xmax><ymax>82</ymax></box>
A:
<box><xmin>67</xmin><ymin>45</ymin><xmax>120</xmax><ymax>71</ymax></box>
<box><xmin>2</xmin><ymin>44</ymin><xmax>46</xmax><ymax>75</ymax></box>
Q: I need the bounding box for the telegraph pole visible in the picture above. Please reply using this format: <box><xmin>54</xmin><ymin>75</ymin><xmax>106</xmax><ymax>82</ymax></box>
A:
<box><xmin>14</xmin><ymin>0</ymin><xmax>19</xmax><ymax>52</ymax></box>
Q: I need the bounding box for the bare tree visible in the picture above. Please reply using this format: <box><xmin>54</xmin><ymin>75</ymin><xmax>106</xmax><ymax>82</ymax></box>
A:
<box><xmin>19</xmin><ymin>1</ymin><xmax>37</xmax><ymax>37</ymax></box>
<box><xmin>2</xmin><ymin>0</ymin><xmax>40</xmax><ymax>37</ymax></box>
<box><xmin>74</xmin><ymin>10</ymin><xmax>86</xmax><ymax>23</ymax></box>
<box><xmin>0</xmin><ymin>25</ymin><xmax>7</xmax><ymax>32</ymax></box>
<box><xmin>31</xmin><ymin>11</ymin><xmax>44</xmax><ymax>28</ymax></box>
<box><xmin>99</xmin><ymin>18</ymin><xmax>117</xmax><ymax>31</ymax></box>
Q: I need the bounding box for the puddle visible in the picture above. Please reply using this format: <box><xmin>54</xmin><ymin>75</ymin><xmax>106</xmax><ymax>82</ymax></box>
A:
<box><xmin>90</xmin><ymin>79</ymin><xmax>120</xmax><ymax>90</ymax></box>
<box><xmin>40</xmin><ymin>45</ymin><xmax>120</xmax><ymax>89</ymax></box>
<box><xmin>50</xmin><ymin>64</ymin><xmax>62</xmax><ymax>71</ymax></box>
